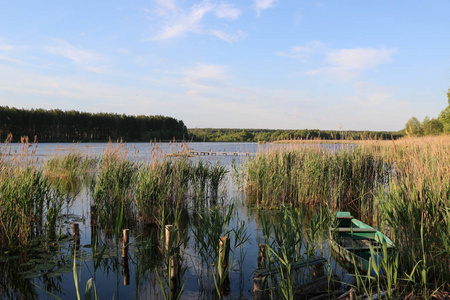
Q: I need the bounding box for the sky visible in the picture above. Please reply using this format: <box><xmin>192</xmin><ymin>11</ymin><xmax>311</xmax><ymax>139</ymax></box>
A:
<box><xmin>0</xmin><ymin>0</ymin><xmax>449</xmax><ymax>131</ymax></box>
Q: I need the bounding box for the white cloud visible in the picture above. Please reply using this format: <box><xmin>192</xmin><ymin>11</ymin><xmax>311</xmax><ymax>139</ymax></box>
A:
<box><xmin>210</xmin><ymin>29</ymin><xmax>246</xmax><ymax>43</ymax></box>
<box><xmin>150</xmin><ymin>0</ymin><xmax>244</xmax><ymax>42</ymax></box>
<box><xmin>306</xmin><ymin>47</ymin><xmax>397</xmax><ymax>80</ymax></box>
<box><xmin>181</xmin><ymin>64</ymin><xmax>229</xmax><ymax>90</ymax></box>
<box><xmin>45</xmin><ymin>39</ymin><xmax>103</xmax><ymax>65</ymax></box>
<box><xmin>327</xmin><ymin>48</ymin><xmax>397</xmax><ymax>71</ymax></box>
<box><xmin>152</xmin><ymin>1</ymin><xmax>215</xmax><ymax>40</ymax></box>
<box><xmin>0</xmin><ymin>40</ymin><xmax>14</xmax><ymax>52</ymax></box>
<box><xmin>214</xmin><ymin>2</ymin><xmax>241</xmax><ymax>20</ymax></box>
<box><xmin>44</xmin><ymin>39</ymin><xmax>111</xmax><ymax>73</ymax></box>
<box><xmin>276</xmin><ymin>41</ymin><xmax>324</xmax><ymax>62</ymax></box>
<box><xmin>254</xmin><ymin>0</ymin><xmax>279</xmax><ymax>15</ymax></box>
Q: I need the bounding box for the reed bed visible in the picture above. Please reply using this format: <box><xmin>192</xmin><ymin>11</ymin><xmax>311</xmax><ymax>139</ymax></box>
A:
<box><xmin>244</xmin><ymin>146</ymin><xmax>389</xmax><ymax>213</ymax></box>
<box><xmin>0</xmin><ymin>164</ymin><xmax>66</xmax><ymax>248</ymax></box>
<box><xmin>243</xmin><ymin>136</ymin><xmax>450</xmax><ymax>296</ymax></box>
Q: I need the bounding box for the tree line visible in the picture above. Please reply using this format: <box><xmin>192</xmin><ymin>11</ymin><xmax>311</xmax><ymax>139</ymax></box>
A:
<box><xmin>404</xmin><ymin>88</ymin><xmax>450</xmax><ymax>136</ymax></box>
<box><xmin>188</xmin><ymin>128</ymin><xmax>402</xmax><ymax>142</ymax></box>
<box><xmin>0</xmin><ymin>106</ymin><xmax>187</xmax><ymax>142</ymax></box>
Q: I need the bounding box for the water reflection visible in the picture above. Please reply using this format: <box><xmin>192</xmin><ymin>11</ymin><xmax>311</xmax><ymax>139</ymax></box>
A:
<box><xmin>0</xmin><ymin>142</ymin><xmax>354</xmax><ymax>299</ymax></box>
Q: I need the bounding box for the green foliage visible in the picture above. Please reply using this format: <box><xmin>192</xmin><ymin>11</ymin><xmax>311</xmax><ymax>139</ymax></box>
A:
<box><xmin>405</xmin><ymin>117</ymin><xmax>424</xmax><ymax>136</ymax></box>
<box><xmin>188</xmin><ymin>128</ymin><xmax>401</xmax><ymax>142</ymax></box>
<box><xmin>244</xmin><ymin>147</ymin><xmax>388</xmax><ymax>211</ymax></box>
<box><xmin>422</xmin><ymin>116</ymin><xmax>443</xmax><ymax>135</ymax></box>
<box><xmin>0</xmin><ymin>106</ymin><xmax>187</xmax><ymax>142</ymax></box>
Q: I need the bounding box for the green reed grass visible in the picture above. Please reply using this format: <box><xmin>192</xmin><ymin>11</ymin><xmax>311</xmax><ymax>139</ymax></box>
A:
<box><xmin>90</xmin><ymin>153</ymin><xmax>137</xmax><ymax>237</ymax></box>
<box><xmin>244</xmin><ymin>147</ymin><xmax>388</xmax><ymax>212</ymax></box>
<box><xmin>246</xmin><ymin>137</ymin><xmax>450</xmax><ymax>296</ymax></box>
<box><xmin>258</xmin><ymin>206</ymin><xmax>324</xmax><ymax>299</ymax></box>
<box><xmin>0</xmin><ymin>165</ymin><xmax>65</xmax><ymax>248</ymax></box>
<box><xmin>44</xmin><ymin>153</ymin><xmax>98</xmax><ymax>182</ymax></box>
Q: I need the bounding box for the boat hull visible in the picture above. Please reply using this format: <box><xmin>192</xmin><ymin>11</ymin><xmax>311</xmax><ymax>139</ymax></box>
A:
<box><xmin>329</xmin><ymin>212</ymin><xmax>395</xmax><ymax>275</ymax></box>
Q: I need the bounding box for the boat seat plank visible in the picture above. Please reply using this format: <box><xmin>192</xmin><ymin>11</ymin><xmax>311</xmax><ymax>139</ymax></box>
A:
<box><xmin>336</xmin><ymin>215</ymin><xmax>354</xmax><ymax>219</ymax></box>
<box><xmin>335</xmin><ymin>227</ymin><xmax>377</xmax><ymax>233</ymax></box>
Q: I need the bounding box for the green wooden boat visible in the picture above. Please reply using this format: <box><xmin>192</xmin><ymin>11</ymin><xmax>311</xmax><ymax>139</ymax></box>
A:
<box><xmin>329</xmin><ymin>212</ymin><xmax>395</xmax><ymax>275</ymax></box>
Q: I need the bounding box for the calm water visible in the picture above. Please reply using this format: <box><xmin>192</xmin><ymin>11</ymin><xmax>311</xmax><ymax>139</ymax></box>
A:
<box><xmin>0</xmin><ymin>142</ymin><xmax>351</xmax><ymax>300</ymax></box>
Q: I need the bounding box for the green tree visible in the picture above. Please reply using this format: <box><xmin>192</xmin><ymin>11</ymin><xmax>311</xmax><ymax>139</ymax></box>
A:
<box><xmin>405</xmin><ymin>117</ymin><xmax>423</xmax><ymax>136</ymax></box>
<box><xmin>437</xmin><ymin>88</ymin><xmax>450</xmax><ymax>133</ymax></box>
<box><xmin>422</xmin><ymin>116</ymin><xmax>443</xmax><ymax>135</ymax></box>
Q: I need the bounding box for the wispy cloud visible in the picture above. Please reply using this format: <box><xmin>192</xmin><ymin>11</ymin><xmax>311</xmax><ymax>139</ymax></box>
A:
<box><xmin>181</xmin><ymin>63</ymin><xmax>229</xmax><ymax>90</ymax></box>
<box><xmin>276</xmin><ymin>41</ymin><xmax>324</xmax><ymax>62</ymax></box>
<box><xmin>152</xmin><ymin>1</ymin><xmax>214</xmax><ymax>40</ymax></box>
<box><xmin>215</xmin><ymin>2</ymin><xmax>241</xmax><ymax>20</ymax></box>
<box><xmin>254</xmin><ymin>0</ymin><xmax>279</xmax><ymax>16</ymax></box>
<box><xmin>149</xmin><ymin>0</ymin><xmax>243</xmax><ymax>41</ymax></box>
<box><xmin>45</xmin><ymin>39</ymin><xmax>110</xmax><ymax>73</ymax></box>
<box><xmin>210</xmin><ymin>29</ymin><xmax>246</xmax><ymax>43</ymax></box>
<box><xmin>45</xmin><ymin>39</ymin><xmax>102</xmax><ymax>65</ymax></box>
<box><xmin>0</xmin><ymin>39</ymin><xmax>14</xmax><ymax>52</ymax></box>
<box><xmin>306</xmin><ymin>46</ymin><xmax>397</xmax><ymax>80</ymax></box>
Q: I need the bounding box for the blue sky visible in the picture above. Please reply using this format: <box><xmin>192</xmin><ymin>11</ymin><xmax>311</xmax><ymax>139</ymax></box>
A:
<box><xmin>1</xmin><ymin>0</ymin><xmax>449</xmax><ymax>131</ymax></box>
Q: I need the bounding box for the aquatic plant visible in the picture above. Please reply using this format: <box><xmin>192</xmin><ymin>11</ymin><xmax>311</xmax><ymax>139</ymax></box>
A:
<box><xmin>244</xmin><ymin>147</ymin><xmax>388</xmax><ymax>211</ymax></box>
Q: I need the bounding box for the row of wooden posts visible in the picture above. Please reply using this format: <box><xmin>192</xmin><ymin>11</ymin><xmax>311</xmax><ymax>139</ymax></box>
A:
<box><xmin>71</xmin><ymin>222</ymin><xmax>326</xmax><ymax>299</ymax></box>
<box><xmin>71</xmin><ymin>222</ymin><xmax>231</xmax><ymax>294</ymax></box>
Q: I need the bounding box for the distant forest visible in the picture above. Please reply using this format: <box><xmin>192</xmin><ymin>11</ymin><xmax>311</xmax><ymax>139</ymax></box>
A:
<box><xmin>188</xmin><ymin>128</ymin><xmax>403</xmax><ymax>142</ymax></box>
<box><xmin>0</xmin><ymin>106</ymin><xmax>403</xmax><ymax>143</ymax></box>
<box><xmin>0</xmin><ymin>106</ymin><xmax>187</xmax><ymax>142</ymax></box>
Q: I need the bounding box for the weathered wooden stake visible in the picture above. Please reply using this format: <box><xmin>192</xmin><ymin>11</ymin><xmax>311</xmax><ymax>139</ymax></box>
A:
<box><xmin>165</xmin><ymin>225</ymin><xmax>173</xmax><ymax>253</ymax></box>
<box><xmin>349</xmin><ymin>288</ymin><xmax>356</xmax><ymax>300</ymax></box>
<box><xmin>170</xmin><ymin>254</ymin><xmax>181</xmax><ymax>298</ymax></box>
<box><xmin>218</xmin><ymin>236</ymin><xmax>231</xmax><ymax>296</ymax></box>
<box><xmin>90</xmin><ymin>205</ymin><xmax>97</xmax><ymax>227</ymax></box>
<box><xmin>312</xmin><ymin>262</ymin><xmax>325</xmax><ymax>278</ymax></box>
<box><xmin>122</xmin><ymin>229</ymin><xmax>129</xmax><ymax>258</ymax></box>
<box><xmin>121</xmin><ymin>257</ymin><xmax>130</xmax><ymax>286</ymax></box>
<box><xmin>258</xmin><ymin>244</ymin><xmax>266</xmax><ymax>268</ymax></box>
<box><xmin>219</xmin><ymin>236</ymin><xmax>230</xmax><ymax>275</ymax></box>
<box><xmin>72</xmin><ymin>223</ymin><xmax>80</xmax><ymax>244</ymax></box>
<box><xmin>253</xmin><ymin>276</ymin><xmax>269</xmax><ymax>300</ymax></box>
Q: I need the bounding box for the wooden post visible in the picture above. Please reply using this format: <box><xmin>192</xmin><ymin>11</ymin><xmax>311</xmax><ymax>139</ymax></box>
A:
<box><xmin>122</xmin><ymin>229</ymin><xmax>129</xmax><ymax>258</ymax></box>
<box><xmin>121</xmin><ymin>257</ymin><xmax>130</xmax><ymax>286</ymax></box>
<box><xmin>349</xmin><ymin>288</ymin><xmax>356</xmax><ymax>300</ymax></box>
<box><xmin>165</xmin><ymin>225</ymin><xmax>173</xmax><ymax>254</ymax></box>
<box><xmin>170</xmin><ymin>254</ymin><xmax>181</xmax><ymax>299</ymax></box>
<box><xmin>312</xmin><ymin>262</ymin><xmax>325</xmax><ymax>278</ymax></box>
<box><xmin>218</xmin><ymin>236</ymin><xmax>230</xmax><ymax>296</ymax></box>
<box><xmin>72</xmin><ymin>223</ymin><xmax>80</xmax><ymax>244</ymax></box>
<box><xmin>253</xmin><ymin>276</ymin><xmax>269</xmax><ymax>300</ymax></box>
<box><xmin>90</xmin><ymin>205</ymin><xmax>97</xmax><ymax>227</ymax></box>
<box><xmin>258</xmin><ymin>244</ymin><xmax>266</xmax><ymax>268</ymax></box>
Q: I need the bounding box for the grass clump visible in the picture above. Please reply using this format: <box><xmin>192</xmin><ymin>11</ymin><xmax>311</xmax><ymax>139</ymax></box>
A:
<box><xmin>244</xmin><ymin>147</ymin><xmax>388</xmax><ymax>213</ymax></box>
<box><xmin>0</xmin><ymin>165</ymin><xmax>64</xmax><ymax>248</ymax></box>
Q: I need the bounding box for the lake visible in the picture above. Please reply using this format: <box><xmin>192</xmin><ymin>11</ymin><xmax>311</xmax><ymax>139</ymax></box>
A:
<box><xmin>0</xmin><ymin>142</ymin><xmax>352</xmax><ymax>300</ymax></box>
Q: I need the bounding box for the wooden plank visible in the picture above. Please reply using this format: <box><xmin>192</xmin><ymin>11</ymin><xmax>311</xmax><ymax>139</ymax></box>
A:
<box><xmin>336</xmin><ymin>215</ymin><xmax>354</xmax><ymax>219</ymax></box>
<box><xmin>334</xmin><ymin>227</ymin><xmax>377</xmax><ymax>233</ymax></box>
<box><xmin>254</xmin><ymin>256</ymin><xmax>326</xmax><ymax>278</ymax></box>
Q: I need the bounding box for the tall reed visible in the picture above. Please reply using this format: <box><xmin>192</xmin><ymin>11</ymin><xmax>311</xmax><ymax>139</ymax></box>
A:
<box><xmin>0</xmin><ymin>165</ymin><xmax>64</xmax><ymax>248</ymax></box>
<box><xmin>244</xmin><ymin>147</ymin><xmax>388</xmax><ymax>213</ymax></box>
